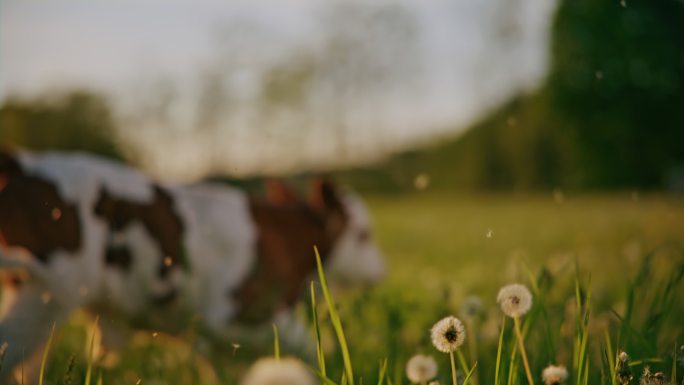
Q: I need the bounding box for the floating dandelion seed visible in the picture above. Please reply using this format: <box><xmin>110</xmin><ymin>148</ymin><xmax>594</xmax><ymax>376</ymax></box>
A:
<box><xmin>41</xmin><ymin>291</ymin><xmax>52</xmax><ymax>304</ymax></box>
<box><xmin>486</xmin><ymin>229</ymin><xmax>494</xmax><ymax>238</ymax></box>
<box><xmin>431</xmin><ymin>316</ymin><xmax>465</xmax><ymax>385</ymax></box>
<box><xmin>406</xmin><ymin>354</ymin><xmax>438</xmax><ymax>384</ymax></box>
<box><xmin>553</xmin><ymin>188</ymin><xmax>565</xmax><ymax>204</ymax></box>
<box><xmin>242</xmin><ymin>357</ymin><xmax>315</xmax><ymax>385</ymax></box>
<box><xmin>497</xmin><ymin>284</ymin><xmax>533</xmax><ymax>318</ymax></box>
<box><xmin>414</xmin><ymin>174</ymin><xmax>431</xmax><ymax>191</ymax></box>
<box><xmin>542</xmin><ymin>365</ymin><xmax>568</xmax><ymax>385</ymax></box>
<box><xmin>232</xmin><ymin>343</ymin><xmax>241</xmax><ymax>355</ymax></box>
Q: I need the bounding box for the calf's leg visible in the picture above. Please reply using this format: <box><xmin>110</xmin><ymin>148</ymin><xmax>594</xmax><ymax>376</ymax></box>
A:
<box><xmin>0</xmin><ymin>282</ymin><xmax>73</xmax><ymax>383</ymax></box>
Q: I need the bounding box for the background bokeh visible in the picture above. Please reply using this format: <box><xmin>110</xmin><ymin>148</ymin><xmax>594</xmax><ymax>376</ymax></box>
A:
<box><xmin>3</xmin><ymin>0</ymin><xmax>681</xmax><ymax>191</ymax></box>
<box><xmin>1</xmin><ymin>0</ymin><xmax>683</xmax><ymax>384</ymax></box>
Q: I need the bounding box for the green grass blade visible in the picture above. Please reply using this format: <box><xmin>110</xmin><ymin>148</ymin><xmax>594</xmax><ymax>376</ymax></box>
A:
<box><xmin>272</xmin><ymin>323</ymin><xmax>280</xmax><ymax>361</ymax></box>
<box><xmin>315</xmin><ymin>245</ymin><xmax>354</xmax><ymax>385</ymax></box>
<box><xmin>311</xmin><ymin>281</ymin><xmax>327</xmax><ymax>378</ymax></box>
<box><xmin>457</xmin><ymin>348</ymin><xmax>471</xmax><ymax>374</ymax></box>
<box><xmin>377</xmin><ymin>358</ymin><xmax>388</xmax><ymax>385</ymax></box>
<box><xmin>313</xmin><ymin>368</ymin><xmax>339</xmax><ymax>385</ymax></box>
<box><xmin>673</xmin><ymin>343</ymin><xmax>677</xmax><ymax>385</ymax></box>
<box><xmin>604</xmin><ymin>329</ymin><xmax>616</xmax><ymax>385</ymax></box>
<box><xmin>495</xmin><ymin>316</ymin><xmax>506</xmax><ymax>385</ymax></box>
<box><xmin>85</xmin><ymin>315</ymin><xmax>99</xmax><ymax>385</ymax></box>
<box><xmin>463</xmin><ymin>361</ymin><xmax>479</xmax><ymax>385</ymax></box>
<box><xmin>38</xmin><ymin>322</ymin><xmax>56</xmax><ymax>385</ymax></box>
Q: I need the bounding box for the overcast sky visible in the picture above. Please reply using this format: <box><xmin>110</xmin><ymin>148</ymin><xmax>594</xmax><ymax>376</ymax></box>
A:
<box><xmin>0</xmin><ymin>0</ymin><xmax>558</xmax><ymax>179</ymax></box>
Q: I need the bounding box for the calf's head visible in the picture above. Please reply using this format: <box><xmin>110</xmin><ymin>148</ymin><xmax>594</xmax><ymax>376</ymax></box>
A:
<box><xmin>235</xmin><ymin>179</ymin><xmax>385</xmax><ymax>323</ymax></box>
<box><xmin>309</xmin><ymin>180</ymin><xmax>386</xmax><ymax>287</ymax></box>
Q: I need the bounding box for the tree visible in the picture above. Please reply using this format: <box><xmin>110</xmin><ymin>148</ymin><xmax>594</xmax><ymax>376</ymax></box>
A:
<box><xmin>0</xmin><ymin>91</ymin><xmax>122</xmax><ymax>159</ymax></box>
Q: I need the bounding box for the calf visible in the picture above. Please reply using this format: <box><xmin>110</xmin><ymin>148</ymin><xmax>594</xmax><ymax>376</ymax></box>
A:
<box><xmin>0</xmin><ymin>149</ymin><xmax>385</xmax><ymax>380</ymax></box>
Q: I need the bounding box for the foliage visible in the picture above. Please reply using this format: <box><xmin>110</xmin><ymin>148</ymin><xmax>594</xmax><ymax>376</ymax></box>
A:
<box><xmin>19</xmin><ymin>193</ymin><xmax>684</xmax><ymax>384</ymax></box>
<box><xmin>341</xmin><ymin>0</ymin><xmax>684</xmax><ymax>192</ymax></box>
<box><xmin>0</xmin><ymin>91</ymin><xmax>123</xmax><ymax>160</ymax></box>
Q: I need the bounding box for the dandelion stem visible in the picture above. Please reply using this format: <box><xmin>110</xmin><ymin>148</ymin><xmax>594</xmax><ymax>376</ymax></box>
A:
<box><xmin>450</xmin><ymin>350</ymin><xmax>458</xmax><ymax>385</ymax></box>
<box><xmin>513</xmin><ymin>316</ymin><xmax>535</xmax><ymax>385</ymax></box>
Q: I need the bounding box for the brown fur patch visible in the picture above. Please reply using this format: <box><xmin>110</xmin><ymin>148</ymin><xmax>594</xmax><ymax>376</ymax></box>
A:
<box><xmin>94</xmin><ymin>185</ymin><xmax>186</xmax><ymax>277</ymax></box>
<box><xmin>0</xmin><ymin>154</ymin><xmax>81</xmax><ymax>262</ymax></box>
<box><xmin>231</xmin><ymin>182</ymin><xmax>347</xmax><ymax>324</ymax></box>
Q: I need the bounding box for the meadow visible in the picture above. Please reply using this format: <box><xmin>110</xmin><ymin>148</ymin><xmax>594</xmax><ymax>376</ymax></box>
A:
<box><xmin>14</xmin><ymin>192</ymin><xmax>684</xmax><ymax>384</ymax></box>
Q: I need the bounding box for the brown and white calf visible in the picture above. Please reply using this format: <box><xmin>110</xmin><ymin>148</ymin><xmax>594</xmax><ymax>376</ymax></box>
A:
<box><xmin>0</xmin><ymin>149</ymin><xmax>385</xmax><ymax>379</ymax></box>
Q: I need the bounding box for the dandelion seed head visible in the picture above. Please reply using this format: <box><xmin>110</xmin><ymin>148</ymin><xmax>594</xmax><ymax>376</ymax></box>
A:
<box><xmin>406</xmin><ymin>354</ymin><xmax>438</xmax><ymax>383</ymax></box>
<box><xmin>459</xmin><ymin>295</ymin><xmax>483</xmax><ymax>320</ymax></box>
<box><xmin>242</xmin><ymin>357</ymin><xmax>315</xmax><ymax>385</ymax></box>
<box><xmin>431</xmin><ymin>316</ymin><xmax>466</xmax><ymax>353</ymax></box>
<box><xmin>497</xmin><ymin>283</ymin><xmax>533</xmax><ymax>318</ymax></box>
<box><xmin>41</xmin><ymin>291</ymin><xmax>52</xmax><ymax>304</ymax></box>
<box><xmin>542</xmin><ymin>365</ymin><xmax>568</xmax><ymax>385</ymax></box>
<box><xmin>640</xmin><ymin>368</ymin><xmax>667</xmax><ymax>385</ymax></box>
<box><xmin>617</xmin><ymin>351</ymin><xmax>633</xmax><ymax>384</ymax></box>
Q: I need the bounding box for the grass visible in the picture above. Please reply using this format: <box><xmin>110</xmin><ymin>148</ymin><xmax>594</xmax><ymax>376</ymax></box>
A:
<box><xmin>9</xmin><ymin>192</ymin><xmax>684</xmax><ymax>384</ymax></box>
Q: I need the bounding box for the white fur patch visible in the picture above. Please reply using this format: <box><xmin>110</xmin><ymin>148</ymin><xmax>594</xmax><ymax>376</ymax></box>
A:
<box><xmin>326</xmin><ymin>193</ymin><xmax>386</xmax><ymax>285</ymax></box>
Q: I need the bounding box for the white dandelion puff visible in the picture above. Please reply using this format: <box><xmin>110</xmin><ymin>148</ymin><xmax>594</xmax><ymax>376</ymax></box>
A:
<box><xmin>497</xmin><ymin>283</ymin><xmax>533</xmax><ymax>318</ymax></box>
<box><xmin>618</xmin><ymin>351</ymin><xmax>629</xmax><ymax>362</ymax></box>
<box><xmin>459</xmin><ymin>295</ymin><xmax>484</xmax><ymax>320</ymax></box>
<box><xmin>242</xmin><ymin>357</ymin><xmax>315</xmax><ymax>385</ymax></box>
<box><xmin>542</xmin><ymin>365</ymin><xmax>568</xmax><ymax>385</ymax></box>
<box><xmin>406</xmin><ymin>354</ymin><xmax>438</xmax><ymax>383</ymax></box>
<box><xmin>431</xmin><ymin>316</ymin><xmax>466</xmax><ymax>353</ymax></box>
<box><xmin>499</xmin><ymin>284</ymin><xmax>535</xmax><ymax>385</ymax></box>
<box><xmin>640</xmin><ymin>367</ymin><xmax>667</xmax><ymax>385</ymax></box>
<box><xmin>617</xmin><ymin>351</ymin><xmax>633</xmax><ymax>384</ymax></box>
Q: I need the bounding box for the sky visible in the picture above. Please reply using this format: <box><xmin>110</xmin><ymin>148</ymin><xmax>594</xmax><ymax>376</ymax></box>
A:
<box><xmin>0</xmin><ymin>0</ymin><xmax>558</xmax><ymax>179</ymax></box>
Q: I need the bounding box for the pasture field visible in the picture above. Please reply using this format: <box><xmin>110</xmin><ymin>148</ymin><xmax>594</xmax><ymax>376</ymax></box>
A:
<box><xmin>14</xmin><ymin>193</ymin><xmax>684</xmax><ymax>384</ymax></box>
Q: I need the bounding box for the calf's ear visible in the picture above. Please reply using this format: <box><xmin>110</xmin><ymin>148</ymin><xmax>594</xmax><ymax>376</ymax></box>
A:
<box><xmin>309</xmin><ymin>178</ymin><xmax>343</xmax><ymax>214</ymax></box>
<box><xmin>0</xmin><ymin>149</ymin><xmax>21</xmax><ymax>175</ymax></box>
<box><xmin>265</xmin><ymin>179</ymin><xmax>299</xmax><ymax>205</ymax></box>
